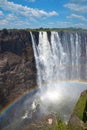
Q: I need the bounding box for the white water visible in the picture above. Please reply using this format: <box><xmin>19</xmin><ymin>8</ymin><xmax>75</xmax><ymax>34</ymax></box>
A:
<box><xmin>30</xmin><ymin>31</ymin><xmax>87</xmax><ymax>121</ymax></box>
<box><xmin>0</xmin><ymin>32</ymin><xmax>87</xmax><ymax>130</ymax></box>
<box><xmin>31</xmin><ymin>31</ymin><xmax>86</xmax><ymax>82</ymax></box>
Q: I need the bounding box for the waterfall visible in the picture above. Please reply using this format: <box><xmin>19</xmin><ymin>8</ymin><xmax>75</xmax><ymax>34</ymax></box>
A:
<box><xmin>75</xmin><ymin>33</ymin><xmax>81</xmax><ymax>79</ymax></box>
<box><xmin>31</xmin><ymin>31</ymin><xmax>66</xmax><ymax>87</ymax></box>
<box><xmin>31</xmin><ymin>31</ymin><xmax>86</xmax><ymax>86</ymax></box>
<box><xmin>30</xmin><ymin>31</ymin><xmax>87</xmax><ymax>121</ymax></box>
<box><xmin>1</xmin><ymin>31</ymin><xmax>87</xmax><ymax>130</ymax></box>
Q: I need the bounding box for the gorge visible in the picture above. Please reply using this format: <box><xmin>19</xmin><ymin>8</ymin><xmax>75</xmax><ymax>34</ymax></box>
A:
<box><xmin>0</xmin><ymin>29</ymin><xmax>87</xmax><ymax>130</ymax></box>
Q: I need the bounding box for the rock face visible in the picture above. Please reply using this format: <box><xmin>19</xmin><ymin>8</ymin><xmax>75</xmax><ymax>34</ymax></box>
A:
<box><xmin>69</xmin><ymin>90</ymin><xmax>87</xmax><ymax>130</ymax></box>
<box><xmin>0</xmin><ymin>29</ymin><xmax>87</xmax><ymax>112</ymax></box>
<box><xmin>0</xmin><ymin>29</ymin><xmax>37</xmax><ymax>110</ymax></box>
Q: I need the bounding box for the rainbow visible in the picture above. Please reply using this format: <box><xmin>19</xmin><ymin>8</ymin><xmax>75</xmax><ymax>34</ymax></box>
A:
<box><xmin>0</xmin><ymin>80</ymin><xmax>87</xmax><ymax>117</ymax></box>
<box><xmin>0</xmin><ymin>87</ymin><xmax>38</xmax><ymax>116</ymax></box>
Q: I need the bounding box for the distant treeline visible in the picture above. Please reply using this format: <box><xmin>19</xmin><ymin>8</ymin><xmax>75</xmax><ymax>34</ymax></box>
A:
<box><xmin>1</xmin><ymin>27</ymin><xmax>87</xmax><ymax>32</ymax></box>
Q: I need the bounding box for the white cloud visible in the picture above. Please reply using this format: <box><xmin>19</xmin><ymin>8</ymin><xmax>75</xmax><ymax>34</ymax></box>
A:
<box><xmin>56</xmin><ymin>21</ymin><xmax>72</xmax><ymax>28</ymax></box>
<box><xmin>49</xmin><ymin>11</ymin><xmax>58</xmax><ymax>16</ymax></box>
<box><xmin>0</xmin><ymin>0</ymin><xmax>58</xmax><ymax>18</ymax></box>
<box><xmin>0</xmin><ymin>19</ymin><xmax>8</xmax><ymax>25</ymax></box>
<box><xmin>6</xmin><ymin>14</ymin><xmax>17</xmax><ymax>20</ymax></box>
<box><xmin>74</xmin><ymin>23</ymin><xmax>85</xmax><ymax>28</ymax></box>
<box><xmin>0</xmin><ymin>11</ymin><xmax>4</xmax><ymax>16</ymax></box>
<box><xmin>72</xmin><ymin>23</ymin><xmax>85</xmax><ymax>28</ymax></box>
<box><xmin>47</xmin><ymin>21</ymin><xmax>72</xmax><ymax>28</ymax></box>
<box><xmin>64</xmin><ymin>3</ymin><xmax>87</xmax><ymax>13</ymax></box>
<box><xmin>0</xmin><ymin>18</ymin><xmax>31</xmax><ymax>29</ymax></box>
<box><xmin>47</xmin><ymin>21</ymin><xmax>86</xmax><ymax>28</ymax></box>
<box><xmin>67</xmin><ymin>14</ymin><xmax>87</xmax><ymax>21</ymax></box>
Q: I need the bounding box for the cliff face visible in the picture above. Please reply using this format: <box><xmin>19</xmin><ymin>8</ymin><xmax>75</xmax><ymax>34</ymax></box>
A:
<box><xmin>0</xmin><ymin>29</ymin><xmax>38</xmax><ymax>110</ymax></box>
<box><xmin>69</xmin><ymin>90</ymin><xmax>87</xmax><ymax>130</ymax></box>
<box><xmin>0</xmin><ymin>29</ymin><xmax>87</xmax><ymax>111</ymax></box>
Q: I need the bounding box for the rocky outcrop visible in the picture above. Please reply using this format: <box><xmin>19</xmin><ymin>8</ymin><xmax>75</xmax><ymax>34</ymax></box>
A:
<box><xmin>0</xmin><ymin>29</ymin><xmax>38</xmax><ymax>110</ymax></box>
<box><xmin>68</xmin><ymin>90</ymin><xmax>87</xmax><ymax>130</ymax></box>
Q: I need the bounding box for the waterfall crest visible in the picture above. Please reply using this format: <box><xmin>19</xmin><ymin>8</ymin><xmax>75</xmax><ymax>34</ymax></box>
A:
<box><xmin>31</xmin><ymin>31</ymin><xmax>87</xmax><ymax>87</ymax></box>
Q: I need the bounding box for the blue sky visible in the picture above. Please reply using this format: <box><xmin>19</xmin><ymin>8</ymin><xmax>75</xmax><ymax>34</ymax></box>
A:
<box><xmin>0</xmin><ymin>0</ymin><xmax>87</xmax><ymax>29</ymax></box>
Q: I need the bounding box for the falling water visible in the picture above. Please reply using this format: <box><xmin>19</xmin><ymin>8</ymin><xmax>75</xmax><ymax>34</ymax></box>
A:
<box><xmin>0</xmin><ymin>31</ymin><xmax>87</xmax><ymax>130</ymax></box>
<box><xmin>31</xmin><ymin>31</ymin><xmax>87</xmax><ymax>83</ymax></box>
<box><xmin>29</xmin><ymin>31</ymin><xmax>87</xmax><ymax>122</ymax></box>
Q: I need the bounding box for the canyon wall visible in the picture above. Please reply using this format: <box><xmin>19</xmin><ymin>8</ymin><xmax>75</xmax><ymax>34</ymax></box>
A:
<box><xmin>0</xmin><ymin>29</ymin><xmax>87</xmax><ymax>110</ymax></box>
<box><xmin>0</xmin><ymin>29</ymin><xmax>38</xmax><ymax>109</ymax></box>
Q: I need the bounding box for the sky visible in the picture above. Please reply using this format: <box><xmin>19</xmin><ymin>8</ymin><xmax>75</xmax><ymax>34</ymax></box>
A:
<box><xmin>0</xmin><ymin>0</ymin><xmax>87</xmax><ymax>29</ymax></box>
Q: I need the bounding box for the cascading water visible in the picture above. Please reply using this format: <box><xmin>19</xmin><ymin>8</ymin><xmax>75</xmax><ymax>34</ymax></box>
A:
<box><xmin>30</xmin><ymin>31</ymin><xmax>87</xmax><ymax>121</ymax></box>
<box><xmin>31</xmin><ymin>31</ymin><xmax>87</xmax><ymax>82</ymax></box>
<box><xmin>0</xmin><ymin>31</ymin><xmax>87</xmax><ymax>130</ymax></box>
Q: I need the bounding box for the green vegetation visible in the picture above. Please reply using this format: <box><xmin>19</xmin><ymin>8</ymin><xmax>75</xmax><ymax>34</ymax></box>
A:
<box><xmin>27</xmin><ymin>114</ymin><xmax>85</xmax><ymax>130</ymax></box>
<box><xmin>25</xmin><ymin>27</ymin><xmax>87</xmax><ymax>32</ymax></box>
<box><xmin>74</xmin><ymin>91</ymin><xmax>87</xmax><ymax>120</ymax></box>
<box><xmin>1</xmin><ymin>27</ymin><xmax>87</xmax><ymax>32</ymax></box>
<box><xmin>55</xmin><ymin>121</ymin><xmax>68</xmax><ymax>130</ymax></box>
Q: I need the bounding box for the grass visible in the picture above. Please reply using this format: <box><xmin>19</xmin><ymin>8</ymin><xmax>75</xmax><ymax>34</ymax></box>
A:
<box><xmin>74</xmin><ymin>92</ymin><xmax>87</xmax><ymax>120</ymax></box>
